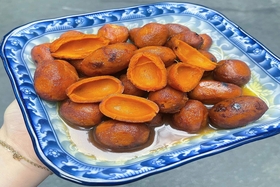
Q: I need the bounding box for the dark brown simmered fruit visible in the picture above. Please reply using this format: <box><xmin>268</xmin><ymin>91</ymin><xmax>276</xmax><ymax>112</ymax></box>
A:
<box><xmin>131</xmin><ymin>22</ymin><xmax>169</xmax><ymax>48</ymax></box>
<box><xmin>213</xmin><ymin>59</ymin><xmax>251</xmax><ymax>86</ymax></box>
<box><xmin>79</xmin><ymin>42</ymin><xmax>137</xmax><ymax>76</ymax></box>
<box><xmin>199</xmin><ymin>50</ymin><xmax>217</xmax><ymax>62</ymax></box>
<box><xmin>97</xmin><ymin>23</ymin><xmax>129</xmax><ymax>44</ymax></box>
<box><xmin>148</xmin><ymin>86</ymin><xmax>188</xmax><ymax>113</ymax></box>
<box><xmin>208</xmin><ymin>96</ymin><xmax>268</xmax><ymax>129</ymax></box>
<box><xmin>147</xmin><ymin>113</ymin><xmax>164</xmax><ymax>127</ymax></box>
<box><xmin>166</xmin><ymin>30</ymin><xmax>203</xmax><ymax>49</ymax></box>
<box><xmin>59</xmin><ymin>30</ymin><xmax>84</xmax><ymax>38</ymax></box>
<box><xmin>93</xmin><ymin>120</ymin><xmax>151</xmax><ymax>152</ymax></box>
<box><xmin>67</xmin><ymin>59</ymin><xmax>84</xmax><ymax>76</ymax></box>
<box><xmin>165</xmin><ymin>23</ymin><xmax>190</xmax><ymax>37</ymax></box>
<box><xmin>134</xmin><ymin>46</ymin><xmax>176</xmax><ymax>67</ymax></box>
<box><xmin>199</xmin><ymin>33</ymin><xmax>213</xmax><ymax>51</ymax></box>
<box><xmin>59</xmin><ymin>99</ymin><xmax>103</xmax><ymax>129</ymax></box>
<box><xmin>128</xmin><ymin>27</ymin><xmax>140</xmax><ymax>43</ymax></box>
<box><xmin>119</xmin><ymin>74</ymin><xmax>146</xmax><ymax>97</ymax></box>
<box><xmin>171</xmin><ymin>100</ymin><xmax>208</xmax><ymax>133</ymax></box>
<box><xmin>188</xmin><ymin>80</ymin><xmax>242</xmax><ymax>105</ymax></box>
<box><xmin>34</xmin><ymin>59</ymin><xmax>79</xmax><ymax>101</ymax></box>
<box><xmin>31</xmin><ymin>43</ymin><xmax>53</xmax><ymax>65</ymax></box>
<box><xmin>198</xmin><ymin>50</ymin><xmax>217</xmax><ymax>77</ymax></box>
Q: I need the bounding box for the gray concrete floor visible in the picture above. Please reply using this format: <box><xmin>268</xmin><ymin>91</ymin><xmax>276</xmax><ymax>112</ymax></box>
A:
<box><xmin>1</xmin><ymin>0</ymin><xmax>280</xmax><ymax>186</ymax></box>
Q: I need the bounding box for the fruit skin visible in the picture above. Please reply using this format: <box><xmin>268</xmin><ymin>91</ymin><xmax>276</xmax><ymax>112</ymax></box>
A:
<box><xmin>188</xmin><ymin>80</ymin><xmax>242</xmax><ymax>105</ymax></box>
<box><xmin>199</xmin><ymin>33</ymin><xmax>213</xmax><ymax>51</ymax></box>
<box><xmin>59</xmin><ymin>99</ymin><xmax>103</xmax><ymax>129</ymax></box>
<box><xmin>119</xmin><ymin>74</ymin><xmax>146</xmax><ymax>97</ymax></box>
<box><xmin>199</xmin><ymin>50</ymin><xmax>217</xmax><ymax>62</ymax></box>
<box><xmin>171</xmin><ymin>100</ymin><xmax>208</xmax><ymax>133</ymax></box>
<box><xmin>131</xmin><ymin>22</ymin><xmax>169</xmax><ymax>48</ymax></box>
<box><xmin>134</xmin><ymin>46</ymin><xmax>176</xmax><ymax>67</ymax></box>
<box><xmin>31</xmin><ymin>43</ymin><xmax>53</xmax><ymax>65</ymax></box>
<box><xmin>213</xmin><ymin>59</ymin><xmax>251</xmax><ymax>86</ymax></box>
<box><xmin>208</xmin><ymin>96</ymin><xmax>268</xmax><ymax>129</ymax></box>
<box><xmin>34</xmin><ymin>59</ymin><xmax>79</xmax><ymax>101</ymax></box>
<box><xmin>165</xmin><ymin>23</ymin><xmax>190</xmax><ymax>37</ymax></box>
<box><xmin>166</xmin><ymin>30</ymin><xmax>203</xmax><ymax>49</ymax></box>
<box><xmin>97</xmin><ymin>23</ymin><xmax>129</xmax><ymax>44</ymax></box>
<box><xmin>79</xmin><ymin>42</ymin><xmax>137</xmax><ymax>76</ymax></box>
<box><xmin>93</xmin><ymin>120</ymin><xmax>151</xmax><ymax>151</ymax></box>
<box><xmin>148</xmin><ymin>86</ymin><xmax>188</xmax><ymax>113</ymax></box>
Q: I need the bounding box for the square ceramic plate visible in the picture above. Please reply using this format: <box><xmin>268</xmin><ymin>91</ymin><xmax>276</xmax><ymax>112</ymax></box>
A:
<box><xmin>1</xmin><ymin>2</ymin><xmax>280</xmax><ymax>186</ymax></box>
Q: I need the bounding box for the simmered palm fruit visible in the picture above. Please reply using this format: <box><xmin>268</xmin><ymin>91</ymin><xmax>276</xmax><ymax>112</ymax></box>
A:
<box><xmin>97</xmin><ymin>23</ymin><xmax>129</xmax><ymax>44</ymax></box>
<box><xmin>99</xmin><ymin>93</ymin><xmax>159</xmax><ymax>123</ymax></box>
<box><xmin>213</xmin><ymin>59</ymin><xmax>251</xmax><ymax>86</ymax></box>
<box><xmin>165</xmin><ymin>23</ymin><xmax>190</xmax><ymax>37</ymax></box>
<box><xmin>188</xmin><ymin>80</ymin><xmax>242</xmax><ymax>105</ymax></box>
<box><xmin>171</xmin><ymin>38</ymin><xmax>217</xmax><ymax>71</ymax></box>
<box><xmin>127</xmin><ymin>52</ymin><xmax>167</xmax><ymax>91</ymax></box>
<box><xmin>199</xmin><ymin>50</ymin><xmax>217</xmax><ymax>62</ymax></box>
<box><xmin>171</xmin><ymin>100</ymin><xmax>208</xmax><ymax>133</ymax></box>
<box><xmin>31</xmin><ymin>43</ymin><xmax>53</xmax><ymax>64</ymax></box>
<box><xmin>131</xmin><ymin>22</ymin><xmax>169</xmax><ymax>48</ymax></box>
<box><xmin>128</xmin><ymin>27</ymin><xmax>140</xmax><ymax>43</ymax></box>
<box><xmin>167</xmin><ymin>62</ymin><xmax>204</xmax><ymax>92</ymax></box>
<box><xmin>50</xmin><ymin>33</ymin><xmax>110</xmax><ymax>59</ymax></box>
<box><xmin>94</xmin><ymin>119</ymin><xmax>151</xmax><ymax>151</ymax></box>
<box><xmin>148</xmin><ymin>86</ymin><xmax>188</xmax><ymax>113</ymax></box>
<box><xmin>119</xmin><ymin>74</ymin><xmax>146</xmax><ymax>97</ymax></box>
<box><xmin>166</xmin><ymin>30</ymin><xmax>203</xmax><ymax>49</ymax></box>
<box><xmin>134</xmin><ymin>46</ymin><xmax>176</xmax><ymax>67</ymax></box>
<box><xmin>59</xmin><ymin>30</ymin><xmax>84</xmax><ymax>38</ymax></box>
<box><xmin>199</xmin><ymin>33</ymin><xmax>213</xmax><ymax>51</ymax></box>
<box><xmin>34</xmin><ymin>59</ymin><xmax>79</xmax><ymax>101</ymax></box>
<box><xmin>29</xmin><ymin>22</ymin><xmax>269</xmax><ymax>153</ymax></box>
<box><xmin>209</xmin><ymin>96</ymin><xmax>268</xmax><ymax>129</ymax></box>
<box><xmin>59</xmin><ymin>99</ymin><xmax>103</xmax><ymax>129</ymax></box>
<box><xmin>79</xmin><ymin>42</ymin><xmax>137</xmax><ymax>76</ymax></box>
<box><xmin>66</xmin><ymin>75</ymin><xmax>124</xmax><ymax>103</ymax></box>
<box><xmin>67</xmin><ymin>59</ymin><xmax>84</xmax><ymax>76</ymax></box>
<box><xmin>198</xmin><ymin>50</ymin><xmax>218</xmax><ymax>77</ymax></box>
<box><xmin>147</xmin><ymin>113</ymin><xmax>164</xmax><ymax>127</ymax></box>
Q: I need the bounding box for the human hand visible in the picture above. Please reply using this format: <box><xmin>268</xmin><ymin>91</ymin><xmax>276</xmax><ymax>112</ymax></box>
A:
<box><xmin>0</xmin><ymin>99</ymin><xmax>47</xmax><ymax>170</ymax></box>
<box><xmin>0</xmin><ymin>100</ymin><xmax>52</xmax><ymax>186</ymax></box>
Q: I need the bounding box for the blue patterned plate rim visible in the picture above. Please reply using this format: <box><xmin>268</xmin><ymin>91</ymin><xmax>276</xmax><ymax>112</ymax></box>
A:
<box><xmin>1</xmin><ymin>2</ymin><xmax>280</xmax><ymax>186</ymax></box>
